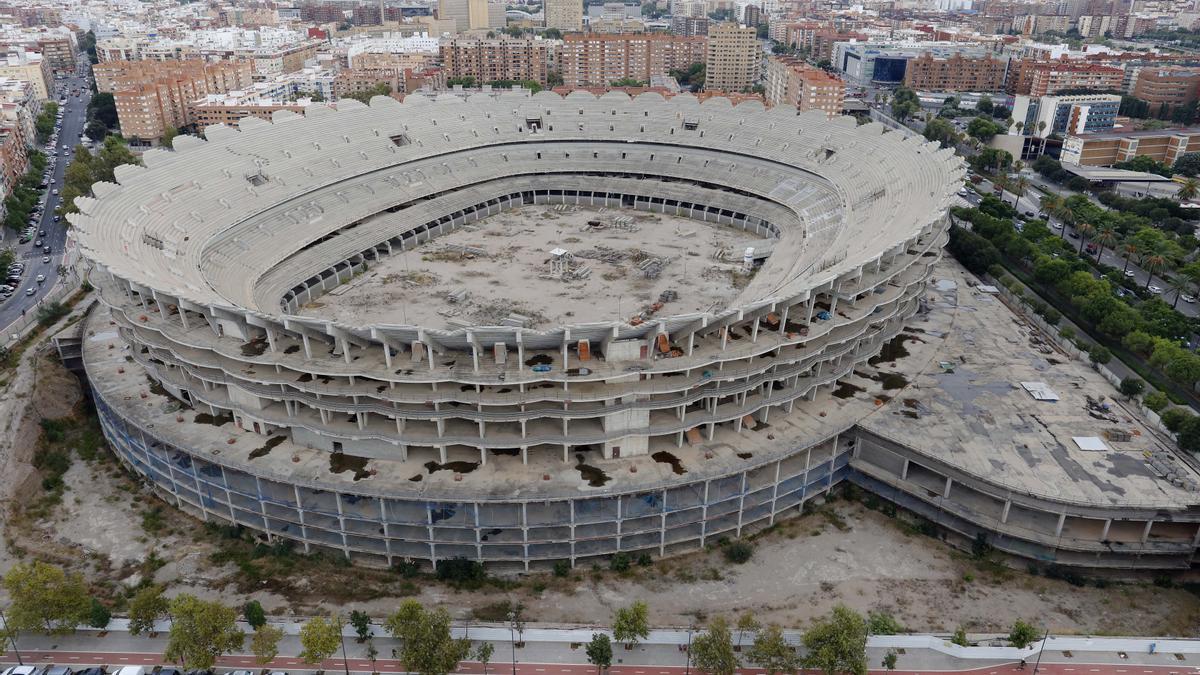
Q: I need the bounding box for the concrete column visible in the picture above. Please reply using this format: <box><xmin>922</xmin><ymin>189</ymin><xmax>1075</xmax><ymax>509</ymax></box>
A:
<box><xmin>900</xmin><ymin>458</ymin><xmax>910</xmax><ymax>480</ymax></box>
<box><xmin>1055</xmin><ymin>513</ymin><xmax>1066</xmax><ymax>538</ymax></box>
<box><xmin>1141</xmin><ymin>520</ymin><xmax>1154</xmax><ymax>544</ymax></box>
<box><xmin>1001</xmin><ymin>500</ymin><xmax>1011</xmax><ymax>524</ymax></box>
<box><xmin>942</xmin><ymin>476</ymin><xmax>952</xmax><ymax>499</ymax></box>
<box><xmin>1101</xmin><ymin>518</ymin><xmax>1112</xmax><ymax>540</ymax></box>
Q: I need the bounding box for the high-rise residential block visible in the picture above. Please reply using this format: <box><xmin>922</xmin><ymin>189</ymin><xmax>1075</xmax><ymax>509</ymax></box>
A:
<box><xmin>704</xmin><ymin>23</ymin><xmax>758</xmax><ymax>93</ymax></box>
<box><xmin>902</xmin><ymin>52</ymin><xmax>1008</xmax><ymax>93</ymax></box>
<box><xmin>559</xmin><ymin>33</ymin><xmax>706</xmax><ymax>87</ymax></box>
<box><xmin>440</xmin><ymin>37</ymin><xmax>556</xmax><ymax>85</ymax></box>
<box><xmin>765</xmin><ymin>55</ymin><xmax>844</xmax><ymax>118</ymax></box>
<box><xmin>544</xmin><ymin>0</ymin><xmax>583</xmax><ymax>32</ymax></box>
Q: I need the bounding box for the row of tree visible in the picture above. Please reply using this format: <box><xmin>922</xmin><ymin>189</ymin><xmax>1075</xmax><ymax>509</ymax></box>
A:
<box><xmin>56</xmin><ymin>136</ymin><xmax>139</xmax><ymax>218</ymax></box>
<box><xmin>3</xmin><ymin>150</ymin><xmax>48</xmax><ymax>230</ymax></box>
<box><xmin>34</xmin><ymin>102</ymin><xmax>59</xmax><ymax>144</ymax></box>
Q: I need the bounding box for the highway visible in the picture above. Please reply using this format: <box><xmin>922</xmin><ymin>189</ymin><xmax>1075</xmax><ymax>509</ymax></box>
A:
<box><xmin>0</xmin><ymin>66</ymin><xmax>90</xmax><ymax>334</ymax></box>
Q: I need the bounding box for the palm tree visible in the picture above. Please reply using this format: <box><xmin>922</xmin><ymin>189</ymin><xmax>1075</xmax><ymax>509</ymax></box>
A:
<box><xmin>1076</xmin><ymin>222</ymin><xmax>1095</xmax><ymax>254</ymax></box>
<box><xmin>1094</xmin><ymin>224</ymin><xmax>1118</xmax><ymax>263</ymax></box>
<box><xmin>1168</xmin><ymin>273</ymin><xmax>1190</xmax><ymax>309</ymax></box>
<box><xmin>1178</xmin><ymin>177</ymin><xmax>1200</xmax><ymax>201</ymax></box>
<box><xmin>1142</xmin><ymin>251</ymin><xmax>1168</xmax><ymax>290</ymax></box>
<box><xmin>1016</xmin><ymin>176</ymin><xmax>1028</xmax><ymax>202</ymax></box>
<box><xmin>1015</xmin><ymin>121</ymin><xmax>1025</xmax><ymax>135</ymax></box>
<box><xmin>1121</xmin><ymin>242</ymin><xmax>1138</xmax><ymax>275</ymax></box>
<box><xmin>1037</xmin><ymin>120</ymin><xmax>1047</xmax><ymax>135</ymax></box>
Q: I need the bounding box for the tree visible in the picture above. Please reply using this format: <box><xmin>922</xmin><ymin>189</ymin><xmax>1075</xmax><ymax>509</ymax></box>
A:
<box><xmin>746</xmin><ymin>624</ymin><xmax>798</xmax><ymax>675</ymax></box>
<box><xmin>1179</xmin><ymin>178</ymin><xmax>1200</xmax><ymax>201</ymax></box>
<box><xmin>343</xmin><ymin>83</ymin><xmax>392</xmax><ymax>105</ymax></box>
<box><xmin>1008</xmin><ymin>620</ymin><xmax>1040</xmax><ymax>649</ymax></box>
<box><xmin>967</xmin><ymin>116</ymin><xmax>1004</xmax><ymax>142</ymax></box>
<box><xmin>161</xmin><ymin>126</ymin><xmax>179</xmax><ymax>149</ymax></box>
<box><xmin>128</xmin><ymin>585</ymin><xmax>170</xmax><ymax>636</ymax></box>
<box><xmin>251</xmin><ymin>624</ymin><xmax>285</xmax><ymax>665</ymax></box>
<box><xmin>1119</xmin><ymin>377</ymin><xmax>1145</xmax><ymax>400</ymax></box>
<box><xmin>890</xmin><ymin>86</ymin><xmax>919</xmax><ymax>122</ymax></box>
<box><xmin>951</xmin><ymin>627</ymin><xmax>969</xmax><ymax>646</ymax></box>
<box><xmin>736</xmin><ymin>612</ymin><xmax>760</xmax><ymax>649</ymax></box>
<box><xmin>384</xmin><ymin>601</ymin><xmax>470</xmax><ymax>675</ymax></box>
<box><xmin>882</xmin><ymin>651</ymin><xmax>898</xmax><ymax>670</ymax></box>
<box><xmin>691</xmin><ymin>616</ymin><xmax>738</xmax><ymax>675</ymax></box>
<box><xmin>1174</xmin><ymin>152</ymin><xmax>1200</xmax><ymax>177</ymax></box>
<box><xmin>350</xmin><ymin>610</ymin><xmax>373</xmax><ymax>642</ymax></box>
<box><xmin>243</xmin><ymin>600</ymin><xmax>266</xmax><ymax>630</ymax></box>
<box><xmin>976</xmin><ymin>94</ymin><xmax>994</xmax><ymax>115</ymax></box>
<box><xmin>89</xmin><ymin>599</ymin><xmax>112</xmax><ymax>629</ymax></box>
<box><xmin>801</xmin><ymin>605</ymin><xmax>868</xmax><ymax>675</ymax></box>
<box><xmin>87</xmin><ymin>92</ymin><xmax>118</xmax><ymax>129</ymax></box>
<box><xmin>475</xmin><ymin>641</ymin><xmax>495</xmax><ymax>675</ymax></box>
<box><xmin>612</xmin><ymin>601</ymin><xmax>650</xmax><ymax>647</ymax></box>
<box><xmin>508</xmin><ymin>601</ymin><xmax>527</xmax><ymax>645</ymax></box>
<box><xmin>164</xmin><ymin>595</ymin><xmax>245</xmax><ymax>671</ymax></box>
<box><xmin>300</xmin><ymin>615</ymin><xmax>343</xmax><ymax>665</ymax></box>
<box><xmin>2</xmin><ymin>561</ymin><xmax>92</xmax><ymax>635</ymax></box>
<box><xmin>1094</xmin><ymin>225</ymin><xmax>1118</xmax><ymax>262</ymax></box>
<box><xmin>1088</xmin><ymin>344</ymin><xmax>1112</xmax><ymax>365</ymax></box>
<box><xmin>922</xmin><ymin>118</ymin><xmax>960</xmax><ymax>149</ymax></box>
<box><xmin>585</xmin><ymin>633</ymin><xmax>613</xmax><ymax>674</ymax></box>
<box><xmin>610</xmin><ymin>77</ymin><xmax>647</xmax><ymax>87</ymax></box>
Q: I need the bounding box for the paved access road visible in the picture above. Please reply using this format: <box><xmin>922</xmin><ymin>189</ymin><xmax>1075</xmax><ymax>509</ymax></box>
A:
<box><xmin>0</xmin><ymin>67</ymin><xmax>90</xmax><ymax>332</ymax></box>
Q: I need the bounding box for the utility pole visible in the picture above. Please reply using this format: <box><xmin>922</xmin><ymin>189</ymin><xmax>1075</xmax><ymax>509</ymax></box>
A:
<box><xmin>1031</xmin><ymin>628</ymin><xmax>1050</xmax><ymax>675</ymax></box>
<box><xmin>0</xmin><ymin>607</ymin><xmax>23</xmax><ymax>665</ymax></box>
<box><xmin>339</xmin><ymin>614</ymin><xmax>352</xmax><ymax>675</ymax></box>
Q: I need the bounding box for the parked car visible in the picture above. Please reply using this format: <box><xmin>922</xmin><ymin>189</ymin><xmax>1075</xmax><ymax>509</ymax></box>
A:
<box><xmin>1124</xmin><ymin>270</ymin><xmax>1136</xmax><ymax>278</ymax></box>
<box><xmin>45</xmin><ymin>666</ymin><xmax>75</xmax><ymax>675</ymax></box>
<box><xmin>42</xmin><ymin>256</ymin><xmax>50</xmax><ymax>263</ymax></box>
<box><xmin>1148</xmin><ymin>285</ymin><xmax>1163</xmax><ymax>294</ymax></box>
<box><xmin>1183</xmin><ymin>295</ymin><xmax>1196</xmax><ymax>304</ymax></box>
<box><xmin>74</xmin><ymin>668</ymin><xmax>104</xmax><ymax>675</ymax></box>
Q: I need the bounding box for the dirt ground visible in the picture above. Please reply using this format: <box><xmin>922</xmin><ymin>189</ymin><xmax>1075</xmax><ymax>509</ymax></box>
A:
<box><xmin>2</xmin><ymin>327</ymin><xmax>1200</xmax><ymax>635</ymax></box>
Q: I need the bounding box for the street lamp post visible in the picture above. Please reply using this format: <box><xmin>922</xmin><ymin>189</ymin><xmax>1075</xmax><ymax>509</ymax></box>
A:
<box><xmin>507</xmin><ymin>611</ymin><xmax>517</xmax><ymax>675</ymax></box>
<box><xmin>1031</xmin><ymin>629</ymin><xmax>1050</xmax><ymax>675</ymax></box>
<box><xmin>684</xmin><ymin>627</ymin><xmax>693</xmax><ymax>675</ymax></box>
<box><xmin>339</xmin><ymin>615</ymin><xmax>352</xmax><ymax>675</ymax></box>
<box><xmin>0</xmin><ymin>607</ymin><xmax>23</xmax><ymax>665</ymax></box>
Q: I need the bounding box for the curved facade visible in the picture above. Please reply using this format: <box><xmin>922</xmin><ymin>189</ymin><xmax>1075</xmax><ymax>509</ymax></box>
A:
<box><xmin>73</xmin><ymin>91</ymin><xmax>970</xmax><ymax>569</ymax></box>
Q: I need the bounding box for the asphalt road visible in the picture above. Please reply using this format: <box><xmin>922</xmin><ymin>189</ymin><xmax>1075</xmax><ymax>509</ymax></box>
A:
<box><xmin>0</xmin><ymin>68</ymin><xmax>90</xmax><ymax>334</ymax></box>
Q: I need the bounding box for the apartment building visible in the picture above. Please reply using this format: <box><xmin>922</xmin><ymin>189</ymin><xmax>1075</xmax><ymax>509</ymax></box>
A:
<box><xmin>95</xmin><ymin>60</ymin><xmax>254</xmax><ymax>141</ymax></box>
<box><xmin>544</xmin><ymin>0</ymin><xmax>583</xmax><ymax>32</ymax></box>
<box><xmin>765</xmin><ymin>55</ymin><xmax>844</xmax><ymax>118</ymax></box>
<box><xmin>559</xmin><ymin>33</ymin><xmax>706</xmax><ymax>87</ymax></box>
<box><xmin>1062</xmin><ymin>127</ymin><xmax>1200</xmax><ymax>166</ymax></box>
<box><xmin>189</xmin><ymin>92</ymin><xmax>308</xmax><ymax>128</ymax></box>
<box><xmin>705</xmin><ymin>23</ymin><xmax>758</xmax><ymax>93</ymax></box>
<box><xmin>252</xmin><ymin>41</ymin><xmax>322</xmax><ymax>80</ymax></box>
<box><xmin>441</xmin><ymin>37</ymin><xmax>556</xmax><ymax>85</ymax></box>
<box><xmin>0</xmin><ymin>77</ymin><xmax>37</xmax><ymax>149</ymax></box>
<box><xmin>438</xmin><ymin>0</ymin><xmax>499</xmax><ymax>32</ymax></box>
<box><xmin>1008</xmin><ymin>60</ymin><xmax>1124</xmax><ymax>96</ymax></box>
<box><xmin>0</xmin><ymin>125</ymin><xmax>27</xmax><ymax>208</ymax></box>
<box><xmin>0</xmin><ymin>48</ymin><xmax>50</xmax><ymax>100</ymax></box>
<box><xmin>903</xmin><ymin>52</ymin><xmax>1008</xmax><ymax>92</ymax></box>
<box><xmin>670</xmin><ymin>16</ymin><xmax>709</xmax><ymax>37</ymax></box>
<box><xmin>1132</xmin><ymin>67</ymin><xmax>1200</xmax><ymax>113</ymax></box>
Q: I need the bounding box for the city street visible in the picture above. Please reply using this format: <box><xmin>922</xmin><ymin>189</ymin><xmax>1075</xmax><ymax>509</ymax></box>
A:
<box><xmin>0</xmin><ymin>67</ymin><xmax>90</xmax><ymax>333</ymax></box>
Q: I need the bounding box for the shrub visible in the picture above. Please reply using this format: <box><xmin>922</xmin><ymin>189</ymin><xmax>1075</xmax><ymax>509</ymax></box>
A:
<box><xmin>637</xmin><ymin>553</ymin><xmax>653</xmax><ymax>567</ymax></box>
<box><xmin>1160</xmin><ymin>407</ymin><xmax>1194</xmax><ymax>433</ymax></box>
<box><xmin>1040</xmin><ymin>307</ymin><xmax>1061</xmax><ymax>325</ymax></box>
<box><xmin>553</xmin><ymin>560</ymin><xmax>570</xmax><ymax>577</ymax></box>
<box><xmin>89</xmin><ymin>598</ymin><xmax>111</xmax><ymax>629</ymax></box>
<box><xmin>1119</xmin><ymin>377</ymin><xmax>1145</xmax><ymax>399</ymax></box>
<box><xmin>987</xmin><ymin>263</ymin><xmax>1006</xmax><ymax>278</ymax></box>
<box><xmin>436</xmin><ymin>557</ymin><xmax>486</xmax><ymax>587</ymax></box>
<box><xmin>1088</xmin><ymin>344</ymin><xmax>1112</xmax><ymax>365</ymax></box>
<box><xmin>723</xmin><ymin>540</ymin><xmax>754</xmax><ymax>564</ymax></box>
<box><xmin>1059</xmin><ymin>326</ymin><xmax>1076</xmax><ymax>341</ymax></box>
<box><xmin>1144</xmin><ymin>390</ymin><xmax>1170</xmax><ymax>412</ymax></box>
<box><xmin>609</xmin><ymin>552</ymin><xmax>631</xmax><ymax>572</ymax></box>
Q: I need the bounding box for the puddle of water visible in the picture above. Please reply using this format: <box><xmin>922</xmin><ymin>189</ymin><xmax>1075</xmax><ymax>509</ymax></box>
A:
<box><xmin>525</xmin><ymin>354</ymin><xmax>554</xmax><ymax>366</ymax></box>
<box><xmin>880</xmin><ymin>373</ymin><xmax>908</xmax><ymax>389</ymax></box>
<box><xmin>651</xmin><ymin>451</ymin><xmax>687</xmax><ymax>475</ymax></box>
<box><xmin>490</xmin><ymin>448</ymin><xmax>521</xmax><ymax>457</ymax></box>
<box><xmin>869</xmin><ymin>333</ymin><xmax>922</xmax><ymax>366</ymax></box>
<box><xmin>330</xmin><ymin>453</ymin><xmax>371</xmax><ymax>480</ymax></box>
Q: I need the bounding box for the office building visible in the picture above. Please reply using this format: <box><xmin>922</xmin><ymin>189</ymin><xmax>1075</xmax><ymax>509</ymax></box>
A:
<box><xmin>1011</xmin><ymin>92</ymin><xmax>1120</xmax><ymax>137</ymax></box>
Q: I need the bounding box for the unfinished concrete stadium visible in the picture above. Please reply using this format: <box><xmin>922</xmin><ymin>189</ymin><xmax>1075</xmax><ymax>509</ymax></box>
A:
<box><xmin>64</xmin><ymin>91</ymin><xmax>1200</xmax><ymax>573</ymax></box>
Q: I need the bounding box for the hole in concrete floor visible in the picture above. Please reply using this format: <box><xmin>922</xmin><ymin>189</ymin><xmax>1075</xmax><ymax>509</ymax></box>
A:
<box><xmin>249</xmin><ymin>435</ymin><xmax>285</xmax><ymax>459</ymax></box>
<box><xmin>736</xmin><ymin>452</ymin><xmax>752</xmax><ymax>459</ymax></box>
<box><xmin>490</xmin><ymin>448</ymin><xmax>521</xmax><ymax>457</ymax></box>
<box><xmin>832</xmin><ymin>381</ymin><xmax>863</xmax><ymax>399</ymax></box>
<box><xmin>425</xmin><ymin>460</ymin><xmax>480</xmax><ymax>474</ymax></box>
<box><xmin>194</xmin><ymin>412</ymin><xmax>232</xmax><ymax>427</ymax></box>
<box><xmin>651</xmin><ymin>451</ymin><xmax>686</xmax><ymax>475</ymax></box>
<box><xmin>525</xmin><ymin>354</ymin><xmax>554</xmax><ymax>366</ymax></box>
<box><xmin>409</xmin><ymin>474</ymin><xmax>423</xmax><ymax>482</ymax></box>
<box><xmin>330</xmin><ymin>453</ymin><xmax>371</xmax><ymax>480</ymax></box>
<box><xmin>574</xmin><ymin>453</ymin><xmax>611</xmax><ymax>487</ymax></box>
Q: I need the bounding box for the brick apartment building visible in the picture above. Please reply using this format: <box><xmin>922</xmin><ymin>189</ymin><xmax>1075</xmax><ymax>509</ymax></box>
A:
<box><xmin>189</xmin><ymin>93</ymin><xmax>307</xmax><ymax>128</ymax></box>
<box><xmin>705</xmin><ymin>22</ymin><xmax>758</xmax><ymax>93</ymax></box>
<box><xmin>440</xmin><ymin>37</ymin><xmax>555</xmax><ymax>85</ymax></box>
<box><xmin>764</xmin><ymin>55</ymin><xmax>844</xmax><ymax>118</ymax></box>
<box><xmin>334</xmin><ymin>65</ymin><xmax>446</xmax><ymax>96</ymax></box>
<box><xmin>559</xmin><ymin>34</ymin><xmax>706</xmax><ymax>87</ymax></box>
<box><xmin>1008</xmin><ymin>60</ymin><xmax>1124</xmax><ymax>96</ymax></box>
<box><xmin>669</xmin><ymin>16</ymin><xmax>709</xmax><ymax>37</ymax></box>
<box><xmin>903</xmin><ymin>52</ymin><xmax>1008</xmax><ymax>92</ymax></box>
<box><xmin>1132</xmin><ymin>67</ymin><xmax>1200</xmax><ymax>113</ymax></box>
<box><xmin>95</xmin><ymin>59</ymin><xmax>254</xmax><ymax>141</ymax></box>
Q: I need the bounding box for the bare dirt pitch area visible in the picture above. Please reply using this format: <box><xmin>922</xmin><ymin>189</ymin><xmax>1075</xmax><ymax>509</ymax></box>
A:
<box><xmin>298</xmin><ymin>205</ymin><xmax>756</xmax><ymax>330</ymax></box>
<box><xmin>4</xmin><ymin>350</ymin><xmax>1200</xmax><ymax>636</ymax></box>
